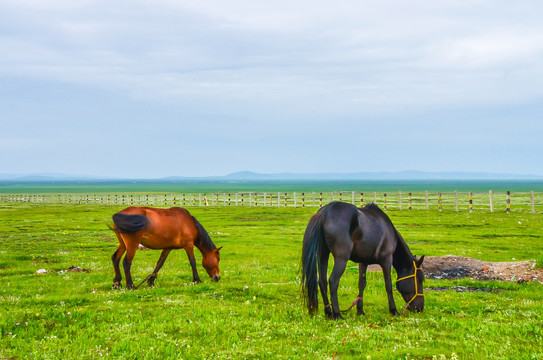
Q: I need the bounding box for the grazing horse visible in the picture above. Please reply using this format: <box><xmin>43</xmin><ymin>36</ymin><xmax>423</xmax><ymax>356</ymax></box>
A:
<box><xmin>110</xmin><ymin>206</ymin><xmax>222</xmax><ymax>289</ymax></box>
<box><xmin>302</xmin><ymin>202</ymin><xmax>424</xmax><ymax>319</ymax></box>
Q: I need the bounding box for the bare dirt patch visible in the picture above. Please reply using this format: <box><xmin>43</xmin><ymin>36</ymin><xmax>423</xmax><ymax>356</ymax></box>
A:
<box><xmin>369</xmin><ymin>255</ymin><xmax>541</xmax><ymax>283</ymax></box>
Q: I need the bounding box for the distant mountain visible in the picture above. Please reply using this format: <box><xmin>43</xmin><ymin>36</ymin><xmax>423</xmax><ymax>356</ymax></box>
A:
<box><xmin>218</xmin><ymin>170</ymin><xmax>543</xmax><ymax>181</ymax></box>
<box><xmin>1</xmin><ymin>170</ymin><xmax>542</xmax><ymax>182</ymax></box>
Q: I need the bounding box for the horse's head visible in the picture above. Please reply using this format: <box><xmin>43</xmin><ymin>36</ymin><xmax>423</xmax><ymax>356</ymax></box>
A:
<box><xmin>396</xmin><ymin>255</ymin><xmax>425</xmax><ymax>312</ymax></box>
<box><xmin>202</xmin><ymin>246</ymin><xmax>222</xmax><ymax>282</ymax></box>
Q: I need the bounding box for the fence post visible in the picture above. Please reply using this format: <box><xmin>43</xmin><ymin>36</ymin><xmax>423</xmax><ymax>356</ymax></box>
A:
<box><xmin>384</xmin><ymin>193</ymin><xmax>387</xmax><ymax>210</ymax></box>
<box><xmin>438</xmin><ymin>193</ymin><xmax>442</xmax><ymax>211</ymax></box>
<box><xmin>425</xmin><ymin>191</ymin><xmax>428</xmax><ymax>210</ymax></box>
<box><xmin>469</xmin><ymin>192</ymin><xmax>473</xmax><ymax>213</ymax></box>
<box><xmin>360</xmin><ymin>192</ymin><xmax>364</xmax><ymax>207</ymax></box>
<box><xmin>284</xmin><ymin>193</ymin><xmax>287</xmax><ymax>207</ymax></box>
<box><xmin>339</xmin><ymin>192</ymin><xmax>342</xmax><ymax>202</ymax></box>
<box><xmin>228</xmin><ymin>194</ymin><xmax>231</xmax><ymax>206</ymax></box>
<box><xmin>506</xmin><ymin>191</ymin><xmax>511</xmax><ymax>213</ymax></box>
<box><xmin>408</xmin><ymin>192</ymin><xmax>412</xmax><ymax>211</ymax></box>
<box><xmin>489</xmin><ymin>190</ymin><xmax>494</xmax><ymax>213</ymax></box>
<box><xmin>531</xmin><ymin>191</ymin><xmax>535</xmax><ymax>214</ymax></box>
<box><xmin>302</xmin><ymin>192</ymin><xmax>305</xmax><ymax>207</ymax></box>
<box><xmin>320</xmin><ymin>192</ymin><xmax>323</xmax><ymax>208</ymax></box>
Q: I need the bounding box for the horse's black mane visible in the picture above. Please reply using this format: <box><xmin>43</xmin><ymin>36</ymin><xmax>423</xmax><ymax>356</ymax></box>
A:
<box><xmin>362</xmin><ymin>202</ymin><xmax>383</xmax><ymax>214</ymax></box>
<box><xmin>192</xmin><ymin>216</ymin><xmax>216</xmax><ymax>251</ymax></box>
<box><xmin>361</xmin><ymin>203</ymin><xmax>393</xmax><ymax>224</ymax></box>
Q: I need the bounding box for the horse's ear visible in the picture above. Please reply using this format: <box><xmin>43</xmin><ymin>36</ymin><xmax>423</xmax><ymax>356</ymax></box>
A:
<box><xmin>216</xmin><ymin>246</ymin><xmax>223</xmax><ymax>252</ymax></box>
<box><xmin>416</xmin><ymin>255</ymin><xmax>425</xmax><ymax>267</ymax></box>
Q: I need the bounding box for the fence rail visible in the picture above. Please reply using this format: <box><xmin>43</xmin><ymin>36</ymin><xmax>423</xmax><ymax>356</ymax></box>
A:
<box><xmin>1</xmin><ymin>190</ymin><xmax>541</xmax><ymax>213</ymax></box>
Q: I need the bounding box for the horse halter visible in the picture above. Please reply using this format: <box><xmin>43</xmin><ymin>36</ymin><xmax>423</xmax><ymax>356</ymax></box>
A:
<box><xmin>395</xmin><ymin>261</ymin><xmax>424</xmax><ymax>306</ymax></box>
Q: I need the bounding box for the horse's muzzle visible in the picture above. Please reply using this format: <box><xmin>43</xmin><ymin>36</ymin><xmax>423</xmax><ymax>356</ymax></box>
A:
<box><xmin>409</xmin><ymin>304</ymin><xmax>424</xmax><ymax>312</ymax></box>
<box><xmin>212</xmin><ymin>274</ymin><xmax>221</xmax><ymax>282</ymax></box>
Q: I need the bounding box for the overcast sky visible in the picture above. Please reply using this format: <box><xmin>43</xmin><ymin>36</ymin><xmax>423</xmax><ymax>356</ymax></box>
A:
<box><xmin>1</xmin><ymin>0</ymin><xmax>542</xmax><ymax>178</ymax></box>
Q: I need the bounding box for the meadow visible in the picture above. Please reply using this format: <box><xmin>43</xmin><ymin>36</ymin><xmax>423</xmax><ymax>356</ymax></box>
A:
<box><xmin>0</xmin><ymin>191</ymin><xmax>542</xmax><ymax>359</ymax></box>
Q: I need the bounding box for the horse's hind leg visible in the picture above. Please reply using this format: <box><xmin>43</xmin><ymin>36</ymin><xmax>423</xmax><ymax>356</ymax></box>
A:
<box><xmin>112</xmin><ymin>232</ymin><xmax>126</xmax><ymax>289</ymax></box>
<box><xmin>147</xmin><ymin>249</ymin><xmax>172</xmax><ymax>286</ymax></box>
<box><xmin>329</xmin><ymin>257</ymin><xmax>348</xmax><ymax>320</ymax></box>
<box><xmin>318</xmin><ymin>250</ymin><xmax>333</xmax><ymax>319</ymax></box>
<box><xmin>357</xmin><ymin>263</ymin><xmax>368</xmax><ymax>316</ymax></box>
<box><xmin>119</xmin><ymin>232</ymin><xmax>143</xmax><ymax>289</ymax></box>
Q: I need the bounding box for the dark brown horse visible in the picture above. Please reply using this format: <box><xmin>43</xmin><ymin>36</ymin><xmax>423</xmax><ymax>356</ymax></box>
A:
<box><xmin>302</xmin><ymin>202</ymin><xmax>424</xmax><ymax>319</ymax></box>
<box><xmin>110</xmin><ymin>206</ymin><xmax>222</xmax><ymax>289</ymax></box>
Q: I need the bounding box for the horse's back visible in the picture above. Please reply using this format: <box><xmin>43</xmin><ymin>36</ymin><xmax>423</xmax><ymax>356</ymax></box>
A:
<box><xmin>319</xmin><ymin>202</ymin><xmax>360</xmax><ymax>256</ymax></box>
<box><xmin>320</xmin><ymin>202</ymin><xmax>397</xmax><ymax>264</ymax></box>
<box><xmin>116</xmin><ymin>206</ymin><xmax>198</xmax><ymax>249</ymax></box>
<box><xmin>355</xmin><ymin>203</ymin><xmax>398</xmax><ymax>263</ymax></box>
<box><xmin>321</xmin><ymin>202</ymin><xmax>359</xmax><ymax>234</ymax></box>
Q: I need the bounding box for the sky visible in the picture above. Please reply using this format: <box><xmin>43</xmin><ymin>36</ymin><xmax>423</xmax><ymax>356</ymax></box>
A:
<box><xmin>1</xmin><ymin>0</ymin><xmax>543</xmax><ymax>178</ymax></box>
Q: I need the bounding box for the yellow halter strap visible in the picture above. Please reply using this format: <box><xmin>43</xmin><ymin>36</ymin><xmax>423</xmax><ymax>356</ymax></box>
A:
<box><xmin>395</xmin><ymin>261</ymin><xmax>424</xmax><ymax>305</ymax></box>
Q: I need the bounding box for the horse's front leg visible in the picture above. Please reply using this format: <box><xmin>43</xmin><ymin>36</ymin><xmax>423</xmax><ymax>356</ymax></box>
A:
<box><xmin>357</xmin><ymin>263</ymin><xmax>368</xmax><ymax>316</ymax></box>
<box><xmin>318</xmin><ymin>250</ymin><xmax>333</xmax><ymax>319</ymax></box>
<box><xmin>329</xmin><ymin>257</ymin><xmax>348</xmax><ymax>320</ymax></box>
<box><xmin>148</xmin><ymin>249</ymin><xmax>172</xmax><ymax>286</ymax></box>
<box><xmin>184</xmin><ymin>245</ymin><xmax>202</xmax><ymax>283</ymax></box>
<box><xmin>381</xmin><ymin>261</ymin><xmax>399</xmax><ymax>315</ymax></box>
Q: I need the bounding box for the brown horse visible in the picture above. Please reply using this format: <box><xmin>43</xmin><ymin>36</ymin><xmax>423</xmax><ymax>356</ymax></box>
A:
<box><xmin>110</xmin><ymin>206</ymin><xmax>222</xmax><ymax>289</ymax></box>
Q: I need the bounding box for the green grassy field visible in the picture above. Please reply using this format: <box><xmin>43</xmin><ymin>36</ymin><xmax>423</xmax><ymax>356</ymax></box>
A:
<box><xmin>0</xmin><ymin>201</ymin><xmax>542</xmax><ymax>359</ymax></box>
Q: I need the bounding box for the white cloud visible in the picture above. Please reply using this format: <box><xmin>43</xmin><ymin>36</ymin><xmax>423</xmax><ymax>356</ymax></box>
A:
<box><xmin>428</xmin><ymin>29</ymin><xmax>543</xmax><ymax>68</ymax></box>
<box><xmin>1</xmin><ymin>1</ymin><xmax>543</xmax><ymax>136</ymax></box>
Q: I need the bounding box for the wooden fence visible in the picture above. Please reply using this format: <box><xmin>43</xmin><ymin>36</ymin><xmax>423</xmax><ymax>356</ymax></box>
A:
<box><xmin>0</xmin><ymin>190</ymin><xmax>541</xmax><ymax>213</ymax></box>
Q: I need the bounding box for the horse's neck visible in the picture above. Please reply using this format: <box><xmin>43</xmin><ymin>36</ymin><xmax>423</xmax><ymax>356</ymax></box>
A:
<box><xmin>194</xmin><ymin>242</ymin><xmax>208</xmax><ymax>256</ymax></box>
<box><xmin>392</xmin><ymin>235</ymin><xmax>413</xmax><ymax>275</ymax></box>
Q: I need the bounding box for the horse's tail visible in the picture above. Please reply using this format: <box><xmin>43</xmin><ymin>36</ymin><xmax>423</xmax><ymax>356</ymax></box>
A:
<box><xmin>111</xmin><ymin>213</ymin><xmax>149</xmax><ymax>234</ymax></box>
<box><xmin>301</xmin><ymin>212</ymin><xmax>326</xmax><ymax>315</ymax></box>
<box><xmin>192</xmin><ymin>216</ymin><xmax>214</xmax><ymax>250</ymax></box>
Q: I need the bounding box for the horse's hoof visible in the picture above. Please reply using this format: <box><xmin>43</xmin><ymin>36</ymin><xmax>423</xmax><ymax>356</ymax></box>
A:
<box><xmin>193</xmin><ymin>279</ymin><xmax>202</xmax><ymax>284</ymax></box>
<box><xmin>112</xmin><ymin>282</ymin><xmax>121</xmax><ymax>289</ymax></box>
<box><xmin>147</xmin><ymin>277</ymin><xmax>156</xmax><ymax>287</ymax></box>
<box><xmin>357</xmin><ymin>310</ymin><xmax>365</xmax><ymax>316</ymax></box>
<box><xmin>127</xmin><ymin>284</ymin><xmax>135</xmax><ymax>290</ymax></box>
<box><xmin>334</xmin><ymin>314</ymin><xmax>345</xmax><ymax>320</ymax></box>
